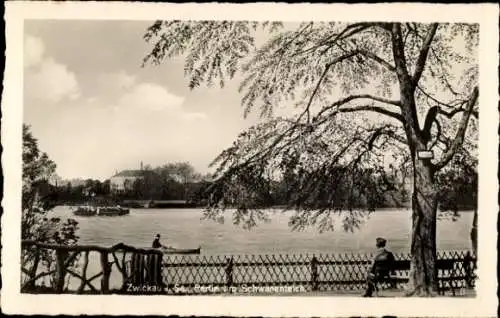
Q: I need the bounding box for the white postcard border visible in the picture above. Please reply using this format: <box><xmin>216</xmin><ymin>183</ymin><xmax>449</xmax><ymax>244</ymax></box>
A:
<box><xmin>2</xmin><ymin>2</ymin><xmax>498</xmax><ymax>316</ymax></box>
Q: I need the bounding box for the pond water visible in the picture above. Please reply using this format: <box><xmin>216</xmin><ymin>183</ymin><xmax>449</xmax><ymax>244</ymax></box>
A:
<box><xmin>49</xmin><ymin>206</ymin><xmax>474</xmax><ymax>255</ymax></box>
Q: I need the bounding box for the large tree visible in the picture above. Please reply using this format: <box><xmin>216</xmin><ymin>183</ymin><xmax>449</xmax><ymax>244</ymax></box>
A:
<box><xmin>143</xmin><ymin>21</ymin><xmax>478</xmax><ymax>296</ymax></box>
<box><xmin>22</xmin><ymin>124</ymin><xmax>79</xmax><ymax>244</ymax></box>
<box><xmin>22</xmin><ymin>124</ymin><xmax>79</xmax><ymax>290</ymax></box>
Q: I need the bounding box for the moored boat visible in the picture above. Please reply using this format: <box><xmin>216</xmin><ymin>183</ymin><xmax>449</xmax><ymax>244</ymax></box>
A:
<box><xmin>73</xmin><ymin>205</ymin><xmax>129</xmax><ymax>217</ymax></box>
<box><xmin>97</xmin><ymin>206</ymin><xmax>130</xmax><ymax>216</ymax></box>
<box><xmin>73</xmin><ymin>206</ymin><xmax>98</xmax><ymax>216</ymax></box>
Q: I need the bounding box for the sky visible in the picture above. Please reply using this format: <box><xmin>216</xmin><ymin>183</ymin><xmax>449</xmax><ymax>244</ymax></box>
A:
<box><xmin>23</xmin><ymin>20</ymin><xmax>476</xmax><ymax>182</ymax></box>
<box><xmin>24</xmin><ymin>20</ymin><xmax>265</xmax><ymax>181</ymax></box>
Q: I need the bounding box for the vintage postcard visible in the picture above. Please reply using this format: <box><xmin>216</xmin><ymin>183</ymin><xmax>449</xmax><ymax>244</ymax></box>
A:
<box><xmin>1</xmin><ymin>1</ymin><xmax>498</xmax><ymax>317</ymax></box>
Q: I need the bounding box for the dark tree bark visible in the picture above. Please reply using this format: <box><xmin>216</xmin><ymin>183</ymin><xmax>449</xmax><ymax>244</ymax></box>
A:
<box><xmin>391</xmin><ymin>23</ymin><xmax>443</xmax><ymax>296</ymax></box>
<box><xmin>471</xmin><ymin>206</ymin><xmax>478</xmax><ymax>255</ymax></box>
<box><xmin>407</xmin><ymin>156</ymin><xmax>438</xmax><ymax>296</ymax></box>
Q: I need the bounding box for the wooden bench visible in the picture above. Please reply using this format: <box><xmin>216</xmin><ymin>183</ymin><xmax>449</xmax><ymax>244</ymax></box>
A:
<box><xmin>373</xmin><ymin>256</ymin><xmax>475</xmax><ymax>296</ymax></box>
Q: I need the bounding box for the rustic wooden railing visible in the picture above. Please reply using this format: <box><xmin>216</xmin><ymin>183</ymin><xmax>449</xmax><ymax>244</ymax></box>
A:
<box><xmin>21</xmin><ymin>241</ymin><xmax>476</xmax><ymax>295</ymax></box>
<box><xmin>21</xmin><ymin>240</ymin><xmax>163</xmax><ymax>294</ymax></box>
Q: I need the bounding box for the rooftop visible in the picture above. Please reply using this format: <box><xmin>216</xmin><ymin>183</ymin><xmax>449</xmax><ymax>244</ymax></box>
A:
<box><xmin>111</xmin><ymin>170</ymin><xmax>154</xmax><ymax>178</ymax></box>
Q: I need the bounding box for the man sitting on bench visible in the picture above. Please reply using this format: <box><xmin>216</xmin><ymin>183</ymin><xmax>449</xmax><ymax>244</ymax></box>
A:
<box><xmin>363</xmin><ymin>237</ymin><xmax>395</xmax><ymax>297</ymax></box>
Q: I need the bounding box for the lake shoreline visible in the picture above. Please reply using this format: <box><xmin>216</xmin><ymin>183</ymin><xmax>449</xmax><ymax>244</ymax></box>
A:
<box><xmin>57</xmin><ymin>204</ymin><xmax>475</xmax><ymax>213</ymax></box>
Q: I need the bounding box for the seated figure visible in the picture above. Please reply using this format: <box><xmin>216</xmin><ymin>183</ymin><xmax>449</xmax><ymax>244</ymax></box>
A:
<box><xmin>363</xmin><ymin>237</ymin><xmax>396</xmax><ymax>297</ymax></box>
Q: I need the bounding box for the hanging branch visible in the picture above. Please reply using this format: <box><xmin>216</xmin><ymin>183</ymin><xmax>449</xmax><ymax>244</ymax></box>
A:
<box><xmin>433</xmin><ymin>86</ymin><xmax>479</xmax><ymax>170</ymax></box>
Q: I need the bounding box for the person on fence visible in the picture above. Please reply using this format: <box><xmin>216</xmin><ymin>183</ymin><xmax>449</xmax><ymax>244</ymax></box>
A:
<box><xmin>363</xmin><ymin>237</ymin><xmax>395</xmax><ymax>297</ymax></box>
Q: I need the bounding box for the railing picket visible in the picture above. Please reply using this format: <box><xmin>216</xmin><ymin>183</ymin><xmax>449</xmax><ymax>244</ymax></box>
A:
<box><xmin>464</xmin><ymin>251</ymin><xmax>473</xmax><ymax>288</ymax></box>
<box><xmin>311</xmin><ymin>255</ymin><xmax>318</xmax><ymax>291</ymax></box>
<box><xmin>225</xmin><ymin>256</ymin><xmax>234</xmax><ymax>290</ymax></box>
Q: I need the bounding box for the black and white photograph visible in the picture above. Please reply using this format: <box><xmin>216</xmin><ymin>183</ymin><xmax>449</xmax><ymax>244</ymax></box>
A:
<box><xmin>1</xmin><ymin>2</ymin><xmax>498</xmax><ymax>317</ymax></box>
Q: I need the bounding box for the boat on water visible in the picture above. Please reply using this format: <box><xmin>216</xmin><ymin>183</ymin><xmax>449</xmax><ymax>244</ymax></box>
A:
<box><xmin>73</xmin><ymin>206</ymin><xmax>98</xmax><ymax>216</ymax></box>
<box><xmin>98</xmin><ymin>206</ymin><xmax>130</xmax><ymax>216</ymax></box>
<box><xmin>161</xmin><ymin>246</ymin><xmax>201</xmax><ymax>254</ymax></box>
<box><xmin>112</xmin><ymin>242</ymin><xmax>201</xmax><ymax>254</ymax></box>
<box><xmin>72</xmin><ymin>206</ymin><xmax>130</xmax><ymax>217</ymax></box>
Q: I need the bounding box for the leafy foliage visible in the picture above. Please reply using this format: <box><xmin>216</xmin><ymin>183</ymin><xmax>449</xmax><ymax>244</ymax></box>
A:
<box><xmin>22</xmin><ymin>125</ymin><xmax>80</xmax><ymax>288</ymax></box>
<box><xmin>144</xmin><ymin>21</ymin><xmax>283</xmax><ymax>90</ymax></box>
<box><xmin>144</xmin><ymin>22</ymin><xmax>478</xmax><ymax>233</ymax></box>
<box><xmin>200</xmin><ymin>114</ymin><xmax>410</xmax><ymax>232</ymax></box>
<box><xmin>436</xmin><ymin>146</ymin><xmax>477</xmax><ymax>215</ymax></box>
<box><xmin>22</xmin><ymin>124</ymin><xmax>79</xmax><ymax>244</ymax></box>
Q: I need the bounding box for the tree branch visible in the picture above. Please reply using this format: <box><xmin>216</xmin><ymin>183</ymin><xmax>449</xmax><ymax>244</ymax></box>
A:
<box><xmin>412</xmin><ymin>23</ymin><xmax>438</xmax><ymax>85</ymax></box>
<box><xmin>312</xmin><ymin>94</ymin><xmax>404</xmax><ymax>129</ymax></box>
<box><xmin>336</xmin><ymin>105</ymin><xmax>405</xmax><ymax>123</ymax></box>
<box><xmin>358</xmin><ymin>49</ymin><xmax>396</xmax><ymax>72</ymax></box>
<box><xmin>302</xmin><ymin>51</ymin><xmax>369</xmax><ymax>122</ymax></box>
<box><xmin>421</xmin><ymin>106</ymin><xmax>439</xmax><ymax>143</ymax></box>
<box><xmin>366</xmin><ymin>125</ymin><xmax>408</xmax><ymax>146</ymax></box>
<box><xmin>390</xmin><ymin>23</ymin><xmax>411</xmax><ymax>84</ymax></box>
<box><xmin>417</xmin><ymin>85</ymin><xmax>468</xmax><ymax>109</ymax></box>
<box><xmin>275</xmin><ymin>22</ymin><xmax>313</xmax><ymax>56</ymax></box>
<box><xmin>438</xmin><ymin>106</ymin><xmax>478</xmax><ymax>120</ymax></box>
<box><xmin>433</xmin><ymin>86</ymin><xmax>479</xmax><ymax>170</ymax></box>
<box><xmin>295</xmin><ymin>23</ymin><xmax>378</xmax><ymax>57</ymax></box>
<box><xmin>428</xmin><ymin>119</ymin><xmax>451</xmax><ymax>151</ymax></box>
<box><xmin>337</xmin><ymin>23</ymin><xmax>378</xmax><ymax>41</ymax></box>
<box><xmin>429</xmin><ymin>47</ymin><xmax>461</xmax><ymax>96</ymax></box>
<box><xmin>315</xmin><ymin>94</ymin><xmax>402</xmax><ymax>120</ymax></box>
<box><xmin>372</xmin><ymin>22</ymin><xmax>394</xmax><ymax>32</ymax></box>
<box><xmin>410</xmin><ymin>25</ymin><xmax>462</xmax><ymax>95</ymax></box>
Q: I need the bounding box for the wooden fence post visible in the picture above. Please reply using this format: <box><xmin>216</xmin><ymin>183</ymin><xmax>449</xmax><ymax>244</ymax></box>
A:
<box><xmin>130</xmin><ymin>252</ymin><xmax>146</xmax><ymax>287</ymax></box>
<box><xmin>100</xmin><ymin>251</ymin><xmax>111</xmax><ymax>294</ymax></box>
<box><xmin>225</xmin><ymin>257</ymin><xmax>234</xmax><ymax>290</ymax></box>
<box><xmin>55</xmin><ymin>249</ymin><xmax>68</xmax><ymax>293</ymax></box>
<box><xmin>145</xmin><ymin>253</ymin><xmax>152</xmax><ymax>285</ymax></box>
<box><xmin>146</xmin><ymin>252</ymin><xmax>164</xmax><ymax>291</ymax></box>
<box><xmin>311</xmin><ymin>256</ymin><xmax>318</xmax><ymax>291</ymax></box>
<box><xmin>130</xmin><ymin>253</ymin><xmax>138</xmax><ymax>285</ymax></box>
<box><xmin>26</xmin><ymin>248</ymin><xmax>41</xmax><ymax>291</ymax></box>
<box><xmin>78</xmin><ymin>251</ymin><xmax>90</xmax><ymax>293</ymax></box>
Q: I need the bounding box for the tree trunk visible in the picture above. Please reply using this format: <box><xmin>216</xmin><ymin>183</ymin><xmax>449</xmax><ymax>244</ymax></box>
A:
<box><xmin>470</xmin><ymin>206</ymin><xmax>478</xmax><ymax>255</ymax></box>
<box><xmin>406</xmin><ymin>155</ymin><xmax>438</xmax><ymax>296</ymax></box>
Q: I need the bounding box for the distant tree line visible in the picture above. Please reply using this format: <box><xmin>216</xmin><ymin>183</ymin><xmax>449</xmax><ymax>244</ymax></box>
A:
<box><xmin>52</xmin><ymin>163</ymin><xmax>212</xmax><ymax>205</ymax></box>
<box><xmin>54</xmin><ymin>179</ymin><xmax>113</xmax><ymax>205</ymax></box>
<box><xmin>53</xmin><ymin>168</ymin><xmax>474</xmax><ymax>212</ymax></box>
<box><xmin>44</xmin><ymin>159</ymin><xmax>476</xmax><ymax>211</ymax></box>
<box><xmin>23</xmin><ymin>122</ymin><xmax>476</xmax><ymax>213</ymax></box>
<box><xmin>202</xmin><ymin>164</ymin><xmax>477</xmax><ymax>211</ymax></box>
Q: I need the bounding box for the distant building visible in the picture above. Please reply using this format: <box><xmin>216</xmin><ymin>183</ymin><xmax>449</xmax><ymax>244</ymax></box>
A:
<box><xmin>110</xmin><ymin>162</ymin><xmax>148</xmax><ymax>193</ymax></box>
<box><xmin>169</xmin><ymin>173</ymin><xmax>184</xmax><ymax>183</ymax></box>
<box><xmin>109</xmin><ymin>170</ymin><xmax>146</xmax><ymax>193</ymax></box>
<box><xmin>109</xmin><ymin>162</ymin><xmax>196</xmax><ymax>194</ymax></box>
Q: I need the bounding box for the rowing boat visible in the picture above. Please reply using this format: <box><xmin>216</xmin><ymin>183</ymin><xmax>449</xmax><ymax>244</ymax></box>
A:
<box><xmin>161</xmin><ymin>246</ymin><xmax>201</xmax><ymax>254</ymax></box>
